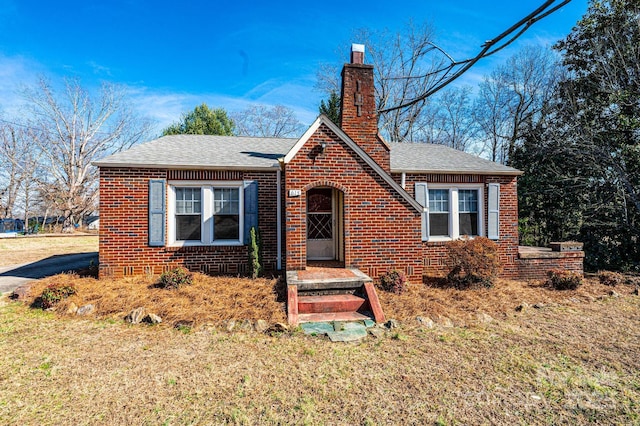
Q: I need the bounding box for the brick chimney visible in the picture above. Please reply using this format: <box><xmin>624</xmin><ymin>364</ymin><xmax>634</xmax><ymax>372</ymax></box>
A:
<box><xmin>340</xmin><ymin>44</ymin><xmax>390</xmax><ymax>172</ymax></box>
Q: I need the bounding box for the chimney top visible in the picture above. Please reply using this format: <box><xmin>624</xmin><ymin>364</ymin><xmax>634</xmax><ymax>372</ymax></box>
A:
<box><xmin>350</xmin><ymin>43</ymin><xmax>365</xmax><ymax>64</ymax></box>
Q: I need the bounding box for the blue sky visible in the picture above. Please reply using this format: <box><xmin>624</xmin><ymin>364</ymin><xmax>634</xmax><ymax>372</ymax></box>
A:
<box><xmin>0</xmin><ymin>0</ymin><xmax>588</xmax><ymax>134</ymax></box>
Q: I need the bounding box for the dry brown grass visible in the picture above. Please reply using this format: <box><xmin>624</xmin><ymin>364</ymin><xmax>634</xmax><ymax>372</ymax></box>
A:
<box><xmin>0</xmin><ymin>234</ymin><xmax>98</xmax><ymax>266</ymax></box>
<box><xmin>1</xmin><ymin>287</ymin><xmax>639</xmax><ymax>425</ymax></box>
<box><xmin>21</xmin><ymin>269</ymin><xmax>634</xmax><ymax>331</ymax></box>
<box><xmin>379</xmin><ymin>274</ymin><xmax>624</xmax><ymax>324</ymax></box>
<box><xmin>23</xmin><ymin>273</ymin><xmax>287</xmax><ymax>327</ymax></box>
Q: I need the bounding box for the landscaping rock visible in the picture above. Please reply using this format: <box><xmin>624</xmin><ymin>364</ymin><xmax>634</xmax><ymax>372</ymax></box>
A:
<box><xmin>254</xmin><ymin>319</ymin><xmax>270</xmax><ymax>333</ymax></box>
<box><xmin>476</xmin><ymin>312</ymin><xmax>494</xmax><ymax>324</ymax></box>
<box><xmin>633</xmin><ymin>287</ymin><xmax>639</xmax><ymax>296</ymax></box>
<box><xmin>533</xmin><ymin>303</ymin><xmax>546</xmax><ymax>309</ymax></box>
<box><xmin>143</xmin><ymin>313</ymin><xmax>162</xmax><ymax>324</ymax></box>
<box><xmin>224</xmin><ymin>320</ymin><xmax>236</xmax><ymax>332</ymax></box>
<box><xmin>66</xmin><ymin>302</ymin><xmax>78</xmax><ymax>314</ymax></box>
<box><xmin>435</xmin><ymin>316</ymin><xmax>453</xmax><ymax>328</ymax></box>
<box><xmin>125</xmin><ymin>307</ymin><xmax>145</xmax><ymax>324</ymax></box>
<box><xmin>369</xmin><ymin>327</ymin><xmax>385</xmax><ymax>339</ymax></box>
<box><xmin>238</xmin><ymin>319</ymin><xmax>253</xmax><ymax>332</ymax></box>
<box><xmin>416</xmin><ymin>316</ymin><xmax>435</xmax><ymax>329</ymax></box>
<box><xmin>327</xmin><ymin>322</ymin><xmax>368</xmax><ymax>342</ymax></box>
<box><xmin>384</xmin><ymin>319</ymin><xmax>400</xmax><ymax>329</ymax></box>
<box><xmin>76</xmin><ymin>304</ymin><xmax>95</xmax><ymax>316</ymax></box>
<box><xmin>363</xmin><ymin>319</ymin><xmax>376</xmax><ymax>328</ymax></box>
<box><xmin>9</xmin><ymin>284</ymin><xmax>31</xmax><ymax>300</ymax></box>
<box><xmin>609</xmin><ymin>290</ymin><xmax>620</xmax><ymax>298</ymax></box>
<box><xmin>515</xmin><ymin>302</ymin><xmax>529</xmax><ymax>312</ymax></box>
<box><xmin>267</xmin><ymin>322</ymin><xmax>289</xmax><ymax>334</ymax></box>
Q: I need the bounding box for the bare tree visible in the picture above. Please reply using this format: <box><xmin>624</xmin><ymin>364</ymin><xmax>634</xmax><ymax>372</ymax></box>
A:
<box><xmin>232</xmin><ymin>104</ymin><xmax>303</xmax><ymax>137</ymax></box>
<box><xmin>0</xmin><ymin>123</ymin><xmax>41</xmax><ymax>220</ymax></box>
<box><xmin>24</xmin><ymin>77</ymin><xmax>150</xmax><ymax>228</ymax></box>
<box><xmin>432</xmin><ymin>86</ymin><xmax>478</xmax><ymax>151</ymax></box>
<box><xmin>473</xmin><ymin>45</ymin><xmax>562</xmax><ymax>163</ymax></box>
<box><xmin>317</xmin><ymin>1</ymin><xmax>571</xmax><ymax>144</ymax></box>
<box><xmin>318</xmin><ymin>22</ymin><xmax>445</xmax><ymax>142</ymax></box>
<box><xmin>378</xmin><ymin>0</ymin><xmax>572</xmax><ymax>114</ymax></box>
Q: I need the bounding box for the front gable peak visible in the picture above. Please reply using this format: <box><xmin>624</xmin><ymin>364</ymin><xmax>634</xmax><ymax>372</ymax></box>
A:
<box><xmin>283</xmin><ymin>114</ymin><xmax>423</xmax><ymax>213</ymax></box>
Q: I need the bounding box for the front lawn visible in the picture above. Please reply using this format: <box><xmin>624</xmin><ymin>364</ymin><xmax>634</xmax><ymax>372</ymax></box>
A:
<box><xmin>1</xmin><ymin>281</ymin><xmax>639</xmax><ymax>424</ymax></box>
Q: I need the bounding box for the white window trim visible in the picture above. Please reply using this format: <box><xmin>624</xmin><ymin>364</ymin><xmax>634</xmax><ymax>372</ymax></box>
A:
<box><xmin>167</xmin><ymin>180</ymin><xmax>244</xmax><ymax>247</ymax></box>
<box><xmin>427</xmin><ymin>184</ymin><xmax>484</xmax><ymax>242</ymax></box>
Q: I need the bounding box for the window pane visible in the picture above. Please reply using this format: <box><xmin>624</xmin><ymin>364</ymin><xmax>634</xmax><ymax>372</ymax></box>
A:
<box><xmin>458</xmin><ymin>190</ymin><xmax>478</xmax><ymax>213</ymax></box>
<box><xmin>459</xmin><ymin>212</ymin><xmax>478</xmax><ymax>236</ymax></box>
<box><xmin>176</xmin><ymin>215</ymin><xmax>201</xmax><ymax>241</ymax></box>
<box><xmin>429</xmin><ymin>189</ymin><xmax>449</xmax><ymax>212</ymax></box>
<box><xmin>214</xmin><ymin>215</ymin><xmax>239</xmax><ymax>240</ymax></box>
<box><xmin>176</xmin><ymin>187</ymin><xmax>201</xmax><ymax>214</ymax></box>
<box><xmin>429</xmin><ymin>213</ymin><xmax>449</xmax><ymax>236</ymax></box>
<box><xmin>214</xmin><ymin>188</ymin><xmax>240</xmax><ymax>215</ymax></box>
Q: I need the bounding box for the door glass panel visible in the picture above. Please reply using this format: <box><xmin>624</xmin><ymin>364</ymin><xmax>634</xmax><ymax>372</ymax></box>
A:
<box><xmin>308</xmin><ymin>188</ymin><xmax>332</xmax><ymax>213</ymax></box>
<box><xmin>307</xmin><ymin>188</ymin><xmax>333</xmax><ymax>240</ymax></box>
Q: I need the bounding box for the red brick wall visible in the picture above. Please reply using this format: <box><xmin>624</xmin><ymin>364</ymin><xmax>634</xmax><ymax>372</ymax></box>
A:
<box><xmin>394</xmin><ymin>172</ymin><xmax>520</xmax><ymax>279</ymax></box>
<box><xmin>516</xmin><ymin>252</ymin><xmax>585</xmax><ymax>281</ymax></box>
<box><xmin>285</xmin><ymin>123</ymin><xmax>424</xmax><ymax>282</ymax></box>
<box><xmin>98</xmin><ymin>167</ymin><xmax>280</xmax><ymax>278</ymax></box>
<box><xmin>340</xmin><ymin>63</ymin><xmax>390</xmax><ymax>172</ymax></box>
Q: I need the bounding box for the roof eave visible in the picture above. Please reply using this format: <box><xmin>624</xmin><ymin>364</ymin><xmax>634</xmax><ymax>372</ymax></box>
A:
<box><xmin>93</xmin><ymin>162</ymin><xmax>281</xmax><ymax>171</ymax></box>
<box><xmin>391</xmin><ymin>168</ymin><xmax>524</xmax><ymax>176</ymax></box>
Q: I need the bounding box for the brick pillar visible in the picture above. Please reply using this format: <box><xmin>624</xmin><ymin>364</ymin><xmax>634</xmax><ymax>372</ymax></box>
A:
<box><xmin>340</xmin><ymin>44</ymin><xmax>390</xmax><ymax>172</ymax></box>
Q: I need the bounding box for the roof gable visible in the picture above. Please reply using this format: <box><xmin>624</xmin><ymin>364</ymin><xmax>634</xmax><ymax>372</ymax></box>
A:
<box><xmin>284</xmin><ymin>115</ymin><xmax>424</xmax><ymax>213</ymax></box>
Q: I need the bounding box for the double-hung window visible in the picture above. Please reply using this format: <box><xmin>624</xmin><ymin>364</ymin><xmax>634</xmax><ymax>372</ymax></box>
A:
<box><xmin>213</xmin><ymin>188</ymin><xmax>240</xmax><ymax>240</ymax></box>
<box><xmin>458</xmin><ymin>189</ymin><xmax>479</xmax><ymax>237</ymax></box>
<box><xmin>416</xmin><ymin>183</ymin><xmax>485</xmax><ymax>241</ymax></box>
<box><xmin>175</xmin><ymin>187</ymin><xmax>202</xmax><ymax>241</ymax></box>
<box><xmin>168</xmin><ymin>181</ymin><xmax>244</xmax><ymax>246</ymax></box>
<box><xmin>428</xmin><ymin>189</ymin><xmax>450</xmax><ymax>237</ymax></box>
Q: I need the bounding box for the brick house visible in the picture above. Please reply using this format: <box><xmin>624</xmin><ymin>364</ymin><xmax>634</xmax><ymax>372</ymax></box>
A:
<box><xmin>95</xmin><ymin>44</ymin><xmax>583</xmax><ymax>324</ymax></box>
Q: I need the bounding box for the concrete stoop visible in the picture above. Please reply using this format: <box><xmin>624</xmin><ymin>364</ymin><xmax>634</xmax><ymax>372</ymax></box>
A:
<box><xmin>286</xmin><ymin>268</ymin><xmax>385</xmax><ymax>326</ymax></box>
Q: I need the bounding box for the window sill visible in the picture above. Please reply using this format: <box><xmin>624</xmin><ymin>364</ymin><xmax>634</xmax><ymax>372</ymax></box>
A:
<box><xmin>427</xmin><ymin>235</ymin><xmax>480</xmax><ymax>243</ymax></box>
<box><xmin>168</xmin><ymin>240</ymin><xmax>244</xmax><ymax>248</ymax></box>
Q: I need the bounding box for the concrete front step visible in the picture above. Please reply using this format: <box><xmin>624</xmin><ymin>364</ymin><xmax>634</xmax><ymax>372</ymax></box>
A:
<box><xmin>298</xmin><ymin>294</ymin><xmax>366</xmax><ymax>314</ymax></box>
<box><xmin>298</xmin><ymin>311</ymin><xmax>373</xmax><ymax>323</ymax></box>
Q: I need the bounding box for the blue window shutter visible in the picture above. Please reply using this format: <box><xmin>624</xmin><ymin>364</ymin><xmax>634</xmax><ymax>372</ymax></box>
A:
<box><xmin>415</xmin><ymin>182</ymin><xmax>429</xmax><ymax>242</ymax></box>
<box><xmin>488</xmin><ymin>183</ymin><xmax>500</xmax><ymax>240</ymax></box>
<box><xmin>148</xmin><ymin>179</ymin><xmax>166</xmax><ymax>246</ymax></box>
<box><xmin>243</xmin><ymin>180</ymin><xmax>259</xmax><ymax>244</ymax></box>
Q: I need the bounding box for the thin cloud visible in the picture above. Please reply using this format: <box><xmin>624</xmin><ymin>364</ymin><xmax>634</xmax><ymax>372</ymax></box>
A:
<box><xmin>0</xmin><ymin>54</ymin><xmax>43</xmax><ymax>116</ymax></box>
<box><xmin>87</xmin><ymin>60</ymin><xmax>113</xmax><ymax>77</ymax></box>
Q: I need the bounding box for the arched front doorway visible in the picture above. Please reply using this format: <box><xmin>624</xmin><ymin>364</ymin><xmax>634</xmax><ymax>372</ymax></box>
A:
<box><xmin>306</xmin><ymin>187</ymin><xmax>344</xmax><ymax>262</ymax></box>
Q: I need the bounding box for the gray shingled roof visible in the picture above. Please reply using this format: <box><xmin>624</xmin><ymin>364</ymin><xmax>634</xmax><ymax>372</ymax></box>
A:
<box><xmin>94</xmin><ymin>133</ymin><xmax>521</xmax><ymax>175</ymax></box>
<box><xmin>389</xmin><ymin>142</ymin><xmax>522</xmax><ymax>175</ymax></box>
<box><xmin>93</xmin><ymin>135</ymin><xmax>298</xmax><ymax>170</ymax></box>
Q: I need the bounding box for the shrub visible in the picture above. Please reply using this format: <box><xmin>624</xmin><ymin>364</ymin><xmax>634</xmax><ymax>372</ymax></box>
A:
<box><xmin>248</xmin><ymin>227</ymin><xmax>262</xmax><ymax>279</ymax></box>
<box><xmin>598</xmin><ymin>271</ymin><xmax>623</xmax><ymax>287</ymax></box>
<box><xmin>445</xmin><ymin>237</ymin><xmax>501</xmax><ymax>288</ymax></box>
<box><xmin>40</xmin><ymin>283</ymin><xmax>77</xmax><ymax>309</ymax></box>
<box><xmin>546</xmin><ymin>269</ymin><xmax>583</xmax><ymax>290</ymax></box>
<box><xmin>158</xmin><ymin>267</ymin><xmax>193</xmax><ymax>289</ymax></box>
<box><xmin>379</xmin><ymin>269</ymin><xmax>407</xmax><ymax>294</ymax></box>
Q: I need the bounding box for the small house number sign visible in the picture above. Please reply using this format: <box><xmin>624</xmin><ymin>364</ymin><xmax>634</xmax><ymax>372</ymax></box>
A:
<box><xmin>289</xmin><ymin>189</ymin><xmax>301</xmax><ymax>197</ymax></box>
